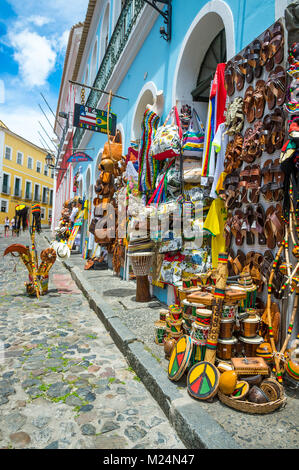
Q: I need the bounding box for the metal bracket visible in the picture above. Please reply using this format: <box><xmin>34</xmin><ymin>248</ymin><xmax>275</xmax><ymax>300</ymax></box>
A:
<box><xmin>144</xmin><ymin>0</ymin><xmax>172</xmax><ymax>41</ymax></box>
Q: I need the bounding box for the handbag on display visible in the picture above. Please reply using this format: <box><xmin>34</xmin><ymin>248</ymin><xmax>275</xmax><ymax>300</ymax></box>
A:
<box><xmin>182</xmin><ymin>108</ymin><xmax>205</xmax><ymax>159</ymax></box>
<box><xmin>151</xmin><ymin>106</ymin><xmax>183</xmax><ymax>161</ymax></box>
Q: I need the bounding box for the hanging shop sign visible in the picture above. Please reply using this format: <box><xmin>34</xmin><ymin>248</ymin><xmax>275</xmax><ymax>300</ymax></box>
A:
<box><xmin>73</xmin><ymin>104</ymin><xmax>117</xmax><ymax>135</ymax></box>
<box><xmin>66</xmin><ymin>152</ymin><xmax>93</xmax><ymax>163</ymax></box>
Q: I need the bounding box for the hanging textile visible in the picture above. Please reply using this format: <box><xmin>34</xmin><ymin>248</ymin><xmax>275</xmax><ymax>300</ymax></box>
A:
<box><xmin>138</xmin><ymin>108</ymin><xmax>160</xmax><ymax>194</ymax></box>
<box><xmin>201</xmin><ymin>63</ymin><xmax>227</xmax><ymax>177</ymax></box>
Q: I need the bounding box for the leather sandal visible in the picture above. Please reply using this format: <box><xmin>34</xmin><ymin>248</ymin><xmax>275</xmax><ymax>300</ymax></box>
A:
<box><xmin>244</xmin><ymin>205</ymin><xmax>255</xmax><ymax>245</ymax></box>
<box><xmin>243</xmin><ymin>46</ymin><xmax>254</xmax><ymax>83</ymax></box>
<box><xmin>248</xmin><ymin>39</ymin><xmax>263</xmax><ymax>78</ymax></box>
<box><xmin>243</xmin><ymin>86</ymin><xmax>255</xmax><ymax>123</ymax></box>
<box><xmin>233</xmin><ymin>249</ymin><xmax>246</xmax><ymax>275</ymax></box>
<box><xmin>264</xmin><ymin>206</ymin><xmax>277</xmax><ymax>249</ymax></box>
<box><xmin>253</xmin><ymin>80</ymin><xmax>266</xmax><ymax>119</ymax></box>
<box><xmin>267</xmin><ymin>65</ymin><xmax>286</xmax><ymax>107</ymax></box>
<box><xmin>247</xmin><ymin>120</ymin><xmax>264</xmax><ymax>160</ymax></box>
<box><xmin>231</xmin><ymin>210</ymin><xmax>245</xmax><ymax>246</ymax></box>
<box><xmin>261</xmin><ymin>115</ymin><xmax>275</xmax><ymax>153</ymax></box>
<box><xmin>238</xmin><ymin>165</ymin><xmax>251</xmax><ymax>203</ymax></box>
<box><xmin>247</xmin><ymin>164</ymin><xmax>261</xmax><ymax>204</ymax></box>
<box><xmin>255</xmin><ymin>204</ymin><xmax>267</xmax><ymax>245</ymax></box>
<box><xmin>224</xmin><ymin>61</ymin><xmax>235</xmax><ymax>96</ymax></box>
<box><xmin>271</xmin><ymin>108</ymin><xmax>285</xmax><ymax>150</ymax></box>
<box><xmin>261</xmin><ymin>250</ymin><xmax>274</xmax><ymax>284</ymax></box>
<box><xmin>261</xmin><ymin>159</ymin><xmax>274</xmax><ymax>201</ymax></box>
<box><xmin>272</xmin><ymin>158</ymin><xmax>284</xmax><ymax>201</ymax></box>
<box><xmin>242</xmin><ymin>128</ymin><xmax>256</xmax><ymax>163</ymax></box>
<box><xmin>260</xmin><ymin>29</ymin><xmax>272</xmax><ymax>67</ymax></box>
<box><xmin>269</xmin><ymin>21</ymin><xmax>284</xmax><ymax>65</ymax></box>
<box><xmin>233</xmin><ymin>55</ymin><xmax>246</xmax><ymax>92</ymax></box>
<box><xmin>270</xmin><ymin>203</ymin><xmax>284</xmax><ymax>245</ymax></box>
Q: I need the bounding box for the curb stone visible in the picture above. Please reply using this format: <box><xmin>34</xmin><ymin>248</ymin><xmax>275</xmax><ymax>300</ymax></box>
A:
<box><xmin>43</xmin><ymin>233</ymin><xmax>240</xmax><ymax>449</ymax></box>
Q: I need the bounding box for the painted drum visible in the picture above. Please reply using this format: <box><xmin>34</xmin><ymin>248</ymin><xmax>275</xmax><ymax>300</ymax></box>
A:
<box><xmin>159</xmin><ymin>309</ymin><xmax>168</xmax><ymax>322</ymax></box>
<box><xmin>240</xmin><ymin>314</ymin><xmax>260</xmax><ymax>338</ymax></box>
<box><xmin>216</xmin><ymin>337</ymin><xmax>238</xmax><ymax>361</ymax></box>
<box><xmin>222</xmin><ymin>304</ymin><xmax>238</xmax><ymax>319</ymax></box>
<box><xmin>182</xmin><ymin>312</ymin><xmax>193</xmax><ymax>329</ymax></box>
<box><xmin>230</xmin><ymin>380</ymin><xmax>250</xmax><ymax>400</ymax></box>
<box><xmin>219</xmin><ymin>318</ymin><xmax>235</xmax><ymax>339</ymax></box>
<box><xmin>168</xmin><ymin>335</ymin><xmax>192</xmax><ymax>381</ymax></box>
<box><xmin>182</xmin><ymin>299</ymin><xmax>205</xmax><ymax>318</ymax></box>
<box><xmin>189</xmin><ymin>338</ymin><xmax>206</xmax><ymax>367</ymax></box>
<box><xmin>154</xmin><ymin>320</ymin><xmax>166</xmax><ymax>345</ymax></box>
<box><xmin>168</xmin><ymin>319</ymin><xmax>183</xmax><ymax>334</ymax></box>
<box><xmin>190</xmin><ymin>321</ymin><xmax>210</xmax><ymax>345</ymax></box>
<box><xmin>187</xmin><ymin>361</ymin><xmax>220</xmax><ymax>400</ymax></box>
<box><xmin>238</xmin><ymin>335</ymin><xmax>264</xmax><ymax>357</ymax></box>
<box><xmin>195</xmin><ymin>308</ymin><xmax>212</xmax><ymax>324</ymax></box>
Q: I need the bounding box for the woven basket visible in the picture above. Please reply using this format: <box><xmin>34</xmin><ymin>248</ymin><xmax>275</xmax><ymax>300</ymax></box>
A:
<box><xmin>128</xmin><ymin>252</ymin><xmax>154</xmax><ymax>276</ymax></box>
<box><xmin>218</xmin><ymin>390</ymin><xmax>286</xmax><ymax>414</ymax></box>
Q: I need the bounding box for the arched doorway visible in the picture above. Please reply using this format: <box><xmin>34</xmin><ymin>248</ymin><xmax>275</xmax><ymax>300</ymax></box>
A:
<box><xmin>172</xmin><ymin>0</ymin><xmax>235</xmax><ymax>117</ymax></box>
<box><xmin>131</xmin><ymin>81</ymin><xmax>160</xmax><ymax>144</ymax></box>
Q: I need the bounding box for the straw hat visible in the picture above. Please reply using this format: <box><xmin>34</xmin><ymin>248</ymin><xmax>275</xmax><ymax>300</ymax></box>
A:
<box><xmin>56</xmin><ymin>243</ymin><xmax>70</xmax><ymax>261</ymax></box>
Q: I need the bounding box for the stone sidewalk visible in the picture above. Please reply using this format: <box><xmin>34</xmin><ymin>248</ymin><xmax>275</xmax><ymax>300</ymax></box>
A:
<box><xmin>59</xmin><ymin>235</ymin><xmax>299</xmax><ymax>449</ymax></box>
<box><xmin>0</xmin><ymin>231</ymin><xmax>184</xmax><ymax>449</ymax></box>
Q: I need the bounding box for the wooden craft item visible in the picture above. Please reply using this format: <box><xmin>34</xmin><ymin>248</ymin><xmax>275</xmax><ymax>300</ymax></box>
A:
<box><xmin>285</xmin><ymin>360</ymin><xmax>299</xmax><ymax>381</ymax></box>
<box><xmin>216</xmin><ymin>337</ymin><xmax>238</xmax><ymax>361</ymax></box>
<box><xmin>186</xmin><ymin>291</ymin><xmax>214</xmax><ymax>306</ymax></box>
<box><xmin>217</xmin><ymin>361</ymin><xmax>234</xmax><ymax>373</ymax></box>
<box><xmin>204</xmin><ymin>253</ymin><xmax>229</xmax><ymax>364</ymax></box>
<box><xmin>240</xmin><ymin>315</ymin><xmax>260</xmax><ymax>338</ymax></box>
<box><xmin>260</xmin><ymin>378</ymin><xmax>283</xmax><ymax>401</ymax></box>
<box><xmin>168</xmin><ymin>335</ymin><xmax>192</xmax><ymax>381</ymax></box>
<box><xmin>187</xmin><ymin>361</ymin><xmax>220</xmax><ymax>400</ymax></box>
<box><xmin>219</xmin><ymin>318</ymin><xmax>235</xmax><ymax>339</ymax></box>
<box><xmin>238</xmin><ymin>335</ymin><xmax>264</xmax><ymax>357</ymax></box>
<box><xmin>219</xmin><ymin>370</ymin><xmax>238</xmax><ymax>395</ymax></box>
<box><xmin>248</xmin><ymin>385</ymin><xmax>270</xmax><ymax>404</ymax></box>
<box><xmin>239</xmin><ymin>374</ymin><xmax>263</xmax><ymax>386</ymax></box>
<box><xmin>230</xmin><ymin>381</ymin><xmax>250</xmax><ymax>400</ymax></box>
<box><xmin>231</xmin><ymin>357</ymin><xmax>268</xmax><ymax>376</ymax></box>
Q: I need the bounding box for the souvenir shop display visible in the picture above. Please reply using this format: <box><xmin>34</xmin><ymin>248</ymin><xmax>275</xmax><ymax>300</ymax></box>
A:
<box><xmin>149</xmin><ymin>18</ymin><xmax>299</xmax><ymax>414</ymax></box>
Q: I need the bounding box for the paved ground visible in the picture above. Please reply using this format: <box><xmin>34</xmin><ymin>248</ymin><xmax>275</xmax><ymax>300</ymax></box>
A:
<box><xmin>0</xmin><ymin>231</ymin><xmax>184</xmax><ymax>449</ymax></box>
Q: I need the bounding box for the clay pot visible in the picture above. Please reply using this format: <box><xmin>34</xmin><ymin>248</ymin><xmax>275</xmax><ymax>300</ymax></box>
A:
<box><xmin>247</xmin><ymin>385</ymin><xmax>270</xmax><ymax>404</ymax></box>
<box><xmin>164</xmin><ymin>337</ymin><xmax>176</xmax><ymax>359</ymax></box>
<box><xmin>219</xmin><ymin>370</ymin><xmax>238</xmax><ymax>395</ymax></box>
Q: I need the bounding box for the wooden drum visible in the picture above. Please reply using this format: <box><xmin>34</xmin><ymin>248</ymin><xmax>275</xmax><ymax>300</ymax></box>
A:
<box><xmin>219</xmin><ymin>318</ymin><xmax>235</xmax><ymax>339</ymax></box>
<box><xmin>128</xmin><ymin>252</ymin><xmax>154</xmax><ymax>302</ymax></box>
<box><xmin>240</xmin><ymin>315</ymin><xmax>260</xmax><ymax>338</ymax></box>
<box><xmin>217</xmin><ymin>337</ymin><xmax>238</xmax><ymax>361</ymax></box>
<box><xmin>238</xmin><ymin>335</ymin><xmax>264</xmax><ymax>357</ymax></box>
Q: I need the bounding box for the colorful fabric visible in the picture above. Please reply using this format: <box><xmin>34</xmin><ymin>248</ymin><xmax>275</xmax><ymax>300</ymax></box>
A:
<box><xmin>210</xmin><ymin>123</ymin><xmax>228</xmax><ymax>198</ymax></box>
<box><xmin>201</xmin><ymin>94</ymin><xmax>216</xmax><ymax>177</ymax></box>
<box><xmin>138</xmin><ymin>108</ymin><xmax>160</xmax><ymax>194</ymax></box>
<box><xmin>203</xmin><ymin>198</ymin><xmax>227</xmax><ymax>268</ymax></box>
<box><xmin>182</xmin><ymin>109</ymin><xmax>205</xmax><ymax>157</ymax></box>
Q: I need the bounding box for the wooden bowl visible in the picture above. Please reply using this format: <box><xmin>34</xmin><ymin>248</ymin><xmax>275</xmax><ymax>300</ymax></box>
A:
<box><xmin>248</xmin><ymin>385</ymin><xmax>270</xmax><ymax>404</ymax></box>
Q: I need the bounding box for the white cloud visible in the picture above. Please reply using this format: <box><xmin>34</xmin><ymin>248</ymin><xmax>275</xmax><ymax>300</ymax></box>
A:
<box><xmin>9</xmin><ymin>29</ymin><xmax>56</xmax><ymax>88</ymax></box>
<box><xmin>0</xmin><ymin>105</ymin><xmax>56</xmax><ymax>148</ymax></box>
<box><xmin>28</xmin><ymin>15</ymin><xmax>52</xmax><ymax>27</ymax></box>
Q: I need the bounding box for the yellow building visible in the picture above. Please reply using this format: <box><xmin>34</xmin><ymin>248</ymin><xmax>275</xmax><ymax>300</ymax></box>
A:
<box><xmin>0</xmin><ymin>121</ymin><xmax>54</xmax><ymax>227</ymax></box>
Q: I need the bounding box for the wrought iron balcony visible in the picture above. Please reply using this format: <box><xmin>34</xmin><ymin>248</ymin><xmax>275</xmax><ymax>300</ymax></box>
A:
<box><xmin>73</xmin><ymin>0</ymin><xmax>145</xmax><ymax>149</ymax></box>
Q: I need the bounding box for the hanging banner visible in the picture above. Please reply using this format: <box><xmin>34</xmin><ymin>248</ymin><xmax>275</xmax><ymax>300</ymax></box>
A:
<box><xmin>66</xmin><ymin>152</ymin><xmax>93</xmax><ymax>163</ymax></box>
<box><xmin>73</xmin><ymin>103</ymin><xmax>117</xmax><ymax>135</ymax></box>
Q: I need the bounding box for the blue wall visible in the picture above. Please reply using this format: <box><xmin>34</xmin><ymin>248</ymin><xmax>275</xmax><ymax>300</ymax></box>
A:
<box><xmin>76</xmin><ymin>0</ymin><xmax>278</xmax><ymax>200</ymax></box>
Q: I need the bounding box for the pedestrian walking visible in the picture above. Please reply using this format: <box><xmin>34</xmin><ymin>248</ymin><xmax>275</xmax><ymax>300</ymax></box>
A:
<box><xmin>10</xmin><ymin>217</ymin><xmax>16</xmax><ymax>237</ymax></box>
<box><xmin>4</xmin><ymin>217</ymin><xmax>10</xmax><ymax>238</ymax></box>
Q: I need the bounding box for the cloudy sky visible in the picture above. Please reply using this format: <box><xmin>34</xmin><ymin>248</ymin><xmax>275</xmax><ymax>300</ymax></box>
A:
<box><xmin>0</xmin><ymin>0</ymin><xmax>88</xmax><ymax>147</ymax></box>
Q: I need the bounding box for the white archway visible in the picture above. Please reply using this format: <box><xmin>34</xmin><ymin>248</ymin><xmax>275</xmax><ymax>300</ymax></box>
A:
<box><xmin>172</xmin><ymin>0</ymin><xmax>235</xmax><ymax>105</ymax></box>
<box><xmin>131</xmin><ymin>81</ymin><xmax>159</xmax><ymax>142</ymax></box>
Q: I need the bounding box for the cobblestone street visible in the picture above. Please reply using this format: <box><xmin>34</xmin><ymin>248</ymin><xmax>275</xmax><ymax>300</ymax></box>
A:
<box><xmin>0</xmin><ymin>232</ymin><xmax>184</xmax><ymax>449</ymax></box>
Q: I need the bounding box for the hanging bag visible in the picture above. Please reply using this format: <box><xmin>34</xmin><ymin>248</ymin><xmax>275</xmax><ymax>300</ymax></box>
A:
<box><xmin>151</xmin><ymin>106</ymin><xmax>183</xmax><ymax>161</ymax></box>
<box><xmin>182</xmin><ymin>108</ymin><xmax>205</xmax><ymax>159</ymax></box>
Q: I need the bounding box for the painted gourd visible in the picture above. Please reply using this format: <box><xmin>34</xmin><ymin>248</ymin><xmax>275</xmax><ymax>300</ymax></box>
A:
<box><xmin>219</xmin><ymin>370</ymin><xmax>238</xmax><ymax>395</ymax></box>
<box><xmin>230</xmin><ymin>380</ymin><xmax>250</xmax><ymax>400</ymax></box>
